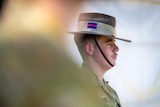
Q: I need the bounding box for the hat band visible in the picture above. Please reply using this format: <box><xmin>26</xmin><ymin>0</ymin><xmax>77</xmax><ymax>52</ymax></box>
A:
<box><xmin>78</xmin><ymin>21</ymin><xmax>116</xmax><ymax>36</ymax></box>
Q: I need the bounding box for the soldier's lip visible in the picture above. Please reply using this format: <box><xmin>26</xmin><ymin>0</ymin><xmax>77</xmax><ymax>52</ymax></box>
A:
<box><xmin>112</xmin><ymin>54</ymin><xmax>117</xmax><ymax>60</ymax></box>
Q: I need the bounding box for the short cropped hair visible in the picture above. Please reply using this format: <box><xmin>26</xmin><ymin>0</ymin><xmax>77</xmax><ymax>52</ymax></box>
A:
<box><xmin>74</xmin><ymin>34</ymin><xmax>99</xmax><ymax>60</ymax></box>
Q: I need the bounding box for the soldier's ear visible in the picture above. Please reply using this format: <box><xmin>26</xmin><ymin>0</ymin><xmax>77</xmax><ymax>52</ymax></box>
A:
<box><xmin>85</xmin><ymin>43</ymin><xmax>94</xmax><ymax>56</ymax></box>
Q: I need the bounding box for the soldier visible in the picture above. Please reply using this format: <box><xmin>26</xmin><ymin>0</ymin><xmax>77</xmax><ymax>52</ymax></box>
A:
<box><xmin>69</xmin><ymin>12</ymin><xmax>131</xmax><ymax>107</ymax></box>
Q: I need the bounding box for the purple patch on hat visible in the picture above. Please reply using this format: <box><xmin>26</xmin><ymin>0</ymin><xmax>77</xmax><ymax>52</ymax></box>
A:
<box><xmin>87</xmin><ymin>22</ymin><xmax>97</xmax><ymax>29</ymax></box>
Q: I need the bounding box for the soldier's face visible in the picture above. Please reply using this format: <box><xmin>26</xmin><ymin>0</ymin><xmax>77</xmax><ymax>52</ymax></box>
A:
<box><xmin>92</xmin><ymin>36</ymin><xmax>119</xmax><ymax>70</ymax></box>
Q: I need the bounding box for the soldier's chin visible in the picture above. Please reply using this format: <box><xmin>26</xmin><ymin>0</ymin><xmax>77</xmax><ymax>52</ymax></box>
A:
<box><xmin>111</xmin><ymin>62</ymin><xmax>116</xmax><ymax>67</ymax></box>
<box><xmin>106</xmin><ymin>61</ymin><xmax>116</xmax><ymax>69</ymax></box>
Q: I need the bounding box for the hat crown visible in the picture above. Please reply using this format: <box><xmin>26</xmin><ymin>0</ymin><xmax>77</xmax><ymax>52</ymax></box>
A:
<box><xmin>78</xmin><ymin>13</ymin><xmax>116</xmax><ymax>27</ymax></box>
<box><xmin>68</xmin><ymin>12</ymin><xmax>131</xmax><ymax>43</ymax></box>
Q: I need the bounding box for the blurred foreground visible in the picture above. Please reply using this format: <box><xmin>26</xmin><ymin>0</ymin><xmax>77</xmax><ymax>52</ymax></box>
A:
<box><xmin>0</xmin><ymin>0</ymin><xmax>103</xmax><ymax>107</ymax></box>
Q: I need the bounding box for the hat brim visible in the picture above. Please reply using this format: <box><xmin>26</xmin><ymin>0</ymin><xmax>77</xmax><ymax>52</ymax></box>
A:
<box><xmin>68</xmin><ymin>31</ymin><xmax>131</xmax><ymax>43</ymax></box>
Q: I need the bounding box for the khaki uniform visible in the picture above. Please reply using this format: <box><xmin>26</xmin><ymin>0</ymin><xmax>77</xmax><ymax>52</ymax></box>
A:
<box><xmin>81</xmin><ymin>63</ymin><xmax>121</xmax><ymax>107</ymax></box>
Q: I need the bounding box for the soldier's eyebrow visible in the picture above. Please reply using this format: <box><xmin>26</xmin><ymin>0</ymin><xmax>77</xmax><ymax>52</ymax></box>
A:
<box><xmin>105</xmin><ymin>39</ymin><xmax>115</xmax><ymax>43</ymax></box>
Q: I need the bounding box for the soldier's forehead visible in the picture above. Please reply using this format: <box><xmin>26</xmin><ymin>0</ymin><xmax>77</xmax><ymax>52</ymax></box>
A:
<box><xmin>99</xmin><ymin>36</ymin><xmax>115</xmax><ymax>42</ymax></box>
